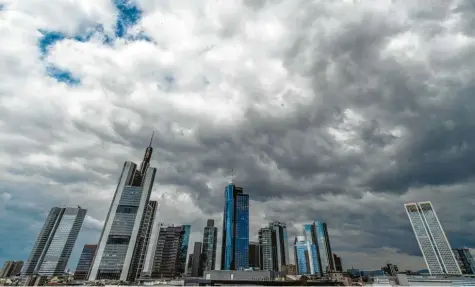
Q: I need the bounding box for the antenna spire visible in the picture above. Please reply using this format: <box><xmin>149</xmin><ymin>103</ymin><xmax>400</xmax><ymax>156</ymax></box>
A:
<box><xmin>149</xmin><ymin>130</ymin><xmax>154</xmax><ymax>147</ymax></box>
<box><xmin>230</xmin><ymin>168</ymin><xmax>235</xmax><ymax>184</ymax></box>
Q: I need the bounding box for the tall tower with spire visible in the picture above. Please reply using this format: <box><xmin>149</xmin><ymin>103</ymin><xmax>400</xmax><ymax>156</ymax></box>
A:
<box><xmin>89</xmin><ymin>133</ymin><xmax>158</xmax><ymax>282</ymax></box>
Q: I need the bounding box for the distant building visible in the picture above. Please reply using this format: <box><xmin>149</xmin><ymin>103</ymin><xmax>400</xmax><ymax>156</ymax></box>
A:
<box><xmin>258</xmin><ymin>227</ymin><xmax>274</xmax><ymax>271</ymax></box>
<box><xmin>405</xmin><ymin>202</ymin><xmax>462</xmax><ymax>275</ymax></box>
<box><xmin>74</xmin><ymin>244</ymin><xmax>97</xmax><ymax>280</ymax></box>
<box><xmin>281</xmin><ymin>264</ymin><xmax>297</xmax><ymax>276</ymax></box>
<box><xmin>294</xmin><ymin>236</ymin><xmax>319</xmax><ymax>275</ymax></box>
<box><xmin>453</xmin><ymin>248</ymin><xmax>475</xmax><ymax>274</ymax></box>
<box><xmin>268</xmin><ymin>221</ymin><xmax>290</xmax><ymax>271</ymax></box>
<box><xmin>186</xmin><ymin>254</ymin><xmax>194</xmax><ymax>276</ymax></box>
<box><xmin>381</xmin><ymin>263</ymin><xmax>398</xmax><ymax>276</ymax></box>
<box><xmin>0</xmin><ymin>261</ymin><xmax>23</xmax><ymax>278</ymax></box>
<box><xmin>191</xmin><ymin>242</ymin><xmax>203</xmax><ymax>277</ymax></box>
<box><xmin>221</xmin><ymin>184</ymin><xmax>249</xmax><ymax>270</ymax></box>
<box><xmin>142</xmin><ymin>224</ymin><xmax>190</xmax><ymax>279</ymax></box>
<box><xmin>333</xmin><ymin>254</ymin><xmax>342</xmax><ymax>272</ymax></box>
<box><xmin>302</xmin><ymin>221</ymin><xmax>335</xmax><ymax>274</ymax></box>
<box><xmin>21</xmin><ymin>206</ymin><xmax>87</xmax><ymax>277</ymax></box>
<box><xmin>201</xmin><ymin>219</ymin><xmax>217</xmax><ymax>272</ymax></box>
<box><xmin>248</xmin><ymin>242</ymin><xmax>261</xmax><ymax>269</ymax></box>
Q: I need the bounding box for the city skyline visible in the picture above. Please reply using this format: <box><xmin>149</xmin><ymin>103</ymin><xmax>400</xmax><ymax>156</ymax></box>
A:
<box><xmin>2</xmin><ymin>0</ymin><xmax>475</xmax><ymax>277</ymax></box>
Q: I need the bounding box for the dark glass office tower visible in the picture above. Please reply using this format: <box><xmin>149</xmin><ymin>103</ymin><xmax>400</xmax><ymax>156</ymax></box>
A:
<box><xmin>248</xmin><ymin>242</ymin><xmax>261</xmax><ymax>270</ymax></box>
<box><xmin>453</xmin><ymin>249</ymin><xmax>475</xmax><ymax>274</ymax></box>
<box><xmin>74</xmin><ymin>245</ymin><xmax>97</xmax><ymax>280</ymax></box>
<box><xmin>201</xmin><ymin>219</ymin><xmax>217</xmax><ymax>271</ymax></box>
<box><xmin>221</xmin><ymin>184</ymin><xmax>249</xmax><ymax>270</ymax></box>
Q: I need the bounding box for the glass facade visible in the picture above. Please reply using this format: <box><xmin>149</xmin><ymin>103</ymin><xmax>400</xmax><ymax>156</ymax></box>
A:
<box><xmin>74</xmin><ymin>245</ymin><xmax>97</xmax><ymax>280</ymax></box>
<box><xmin>294</xmin><ymin>236</ymin><xmax>319</xmax><ymax>275</ymax></box>
<box><xmin>178</xmin><ymin>225</ymin><xmax>191</xmax><ymax>274</ymax></box>
<box><xmin>221</xmin><ymin>184</ymin><xmax>249</xmax><ymax>270</ymax></box>
<box><xmin>201</xmin><ymin>220</ymin><xmax>217</xmax><ymax>271</ymax></box>
<box><xmin>453</xmin><ymin>249</ymin><xmax>475</xmax><ymax>274</ymax></box>
<box><xmin>315</xmin><ymin>221</ymin><xmax>334</xmax><ymax>273</ymax></box>
<box><xmin>405</xmin><ymin>202</ymin><xmax>462</xmax><ymax>275</ymax></box>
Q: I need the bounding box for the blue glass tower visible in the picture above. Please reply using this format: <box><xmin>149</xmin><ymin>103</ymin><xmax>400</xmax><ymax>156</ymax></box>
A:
<box><xmin>294</xmin><ymin>236</ymin><xmax>319</xmax><ymax>275</ymax></box>
<box><xmin>221</xmin><ymin>184</ymin><xmax>249</xmax><ymax>270</ymax></box>
<box><xmin>178</xmin><ymin>225</ymin><xmax>191</xmax><ymax>274</ymax></box>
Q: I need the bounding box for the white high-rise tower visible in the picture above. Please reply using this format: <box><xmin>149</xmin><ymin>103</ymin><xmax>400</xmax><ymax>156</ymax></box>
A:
<box><xmin>405</xmin><ymin>201</ymin><xmax>462</xmax><ymax>275</ymax></box>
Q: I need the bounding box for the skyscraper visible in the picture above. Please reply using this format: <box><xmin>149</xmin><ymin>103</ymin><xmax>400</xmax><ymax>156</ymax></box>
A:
<box><xmin>22</xmin><ymin>207</ymin><xmax>87</xmax><ymax>277</ymax></box>
<box><xmin>258</xmin><ymin>227</ymin><xmax>274</xmax><ymax>271</ymax></box>
<box><xmin>453</xmin><ymin>249</ymin><xmax>475</xmax><ymax>274</ymax></box>
<box><xmin>269</xmin><ymin>221</ymin><xmax>289</xmax><ymax>271</ymax></box>
<box><xmin>221</xmin><ymin>183</ymin><xmax>249</xmax><ymax>270</ymax></box>
<box><xmin>248</xmin><ymin>242</ymin><xmax>261</xmax><ymax>270</ymax></box>
<box><xmin>201</xmin><ymin>219</ymin><xmax>217</xmax><ymax>272</ymax></box>
<box><xmin>88</xmin><ymin>134</ymin><xmax>157</xmax><ymax>281</ymax></box>
<box><xmin>0</xmin><ymin>261</ymin><xmax>23</xmax><ymax>278</ymax></box>
<box><xmin>333</xmin><ymin>253</ymin><xmax>343</xmax><ymax>272</ymax></box>
<box><xmin>302</xmin><ymin>222</ymin><xmax>334</xmax><ymax>274</ymax></box>
<box><xmin>191</xmin><ymin>242</ymin><xmax>203</xmax><ymax>277</ymax></box>
<box><xmin>144</xmin><ymin>225</ymin><xmax>190</xmax><ymax>278</ymax></box>
<box><xmin>314</xmin><ymin>221</ymin><xmax>335</xmax><ymax>273</ymax></box>
<box><xmin>74</xmin><ymin>244</ymin><xmax>97</xmax><ymax>280</ymax></box>
<box><xmin>294</xmin><ymin>236</ymin><xmax>319</xmax><ymax>275</ymax></box>
<box><xmin>405</xmin><ymin>202</ymin><xmax>462</xmax><ymax>275</ymax></box>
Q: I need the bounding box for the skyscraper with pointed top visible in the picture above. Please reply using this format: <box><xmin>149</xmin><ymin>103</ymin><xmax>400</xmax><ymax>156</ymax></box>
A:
<box><xmin>89</xmin><ymin>133</ymin><xmax>157</xmax><ymax>282</ymax></box>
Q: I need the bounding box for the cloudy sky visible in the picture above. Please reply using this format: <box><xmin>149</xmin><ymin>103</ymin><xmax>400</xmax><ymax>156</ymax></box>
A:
<box><xmin>1</xmin><ymin>0</ymin><xmax>475</xmax><ymax>273</ymax></box>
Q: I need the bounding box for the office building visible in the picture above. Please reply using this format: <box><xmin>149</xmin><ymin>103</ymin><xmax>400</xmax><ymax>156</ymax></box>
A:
<box><xmin>201</xmin><ymin>219</ymin><xmax>217</xmax><ymax>272</ymax></box>
<box><xmin>186</xmin><ymin>254</ymin><xmax>194</xmax><ymax>276</ymax></box>
<box><xmin>249</xmin><ymin>242</ymin><xmax>261</xmax><ymax>269</ymax></box>
<box><xmin>191</xmin><ymin>242</ymin><xmax>203</xmax><ymax>277</ymax></box>
<box><xmin>179</xmin><ymin>225</ymin><xmax>191</xmax><ymax>275</ymax></box>
<box><xmin>88</xmin><ymin>135</ymin><xmax>157</xmax><ymax>281</ymax></box>
<box><xmin>259</xmin><ymin>227</ymin><xmax>274</xmax><ymax>271</ymax></box>
<box><xmin>0</xmin><ymin>261</ymin><xmax>23</xmax><ymax>278</ymax></box>
<box><xmin>302</xmin><ymin>221</ymin><xmax>335</xmax><ymax>274</ymax></box>
<box><xmin>221</xmin><ymin>183</ymin><xmax>249</xmax><ymax>270</ymax></box>
<box><xmin>294</xmin><ymin>236</ymin><xmax>319</xmax><ymax>275</ymax></box>
<box><xmin>74</xmin><ymin>245</ymin><xmax>97</xmax><ymax>280</ymax></box>
<box><xmin>333</xmin><ymin>254</ymin><xmax>342</xmax><ymax>272</ymax></box>
<box><xmin>144</xmin><ymin>224</ymin><xmax>190</xmax><ymax>279</ymax></box>
<box><xmin>269</xmin><ymin>221</ymin><xmax>289</xmax><ymax>271</ymax></box>
<box><xmin>22</xmin><ymin>206</ymin><xmax>87</xmax><ymax>277</ymax></box>
<box><xmin>405</xmin><ymin>202</ymin><xmax>462</xmax><ymax>275</ymax></box>
<box><xmin>453</xmin><ymin>249</ymin><xmax>475</xmax><ymax>274</ymax></box>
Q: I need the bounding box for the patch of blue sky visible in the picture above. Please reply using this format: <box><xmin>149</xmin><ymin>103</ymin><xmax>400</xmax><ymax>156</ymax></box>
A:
<box><xmin>114</xmin><ymin>0</ymin><xmax>142</xmax><ymax>38</ymax></box>
<box><xmin>46</xmin><ymin>66</ymin><xmax>81</xmax><ymax>86</ymax></box>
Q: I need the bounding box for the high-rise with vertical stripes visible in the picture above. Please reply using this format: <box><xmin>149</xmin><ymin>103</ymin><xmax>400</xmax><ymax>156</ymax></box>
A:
<box><xmin>88</xmin><ymin>134</ymin><xmax>157</xmax><ymax>282</ymax></box>
<box><xmin>405</xmin><ymin>201</ymin><xmax>461</xmax><ymax>275</ymax></box>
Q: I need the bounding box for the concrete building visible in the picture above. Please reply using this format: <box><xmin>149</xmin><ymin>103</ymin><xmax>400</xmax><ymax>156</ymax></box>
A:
<box><xmin>88</xmin><ymin>135</ymin><xmax>157</xmax><ymax>282</ymax></box>
<box><xmin>258</xmin><ymin>227</ymin><xmax>274</xmax><ymax>271</ymax></box>
<box><xmin>74</xmin><ymin>244</ymin><xmax>97</xmax><ymax>280</ymax></box>
<box><xmin>191</xmin><ymin>242</ymin><xmax>203</xmax><ymax>277</ymax></box>
<box><xmin>248</xmin><ymin>241</ymin><xmax>261</xmax><ymax>269</ymax></box>
<box><xmin>0</xmin><ymin>261</ymin><xmax>23</xmax><ymax>278</ymax></box>
<box><xmin>405</xmin><ymin>202</ymin><xmax>462</xmax><ymax>275</ymax></box>
<box><xmin>201</xmin><ymin>219</ymin><xmax>217</xmax><ymax>272</ymax></box>
<box><xmin>22</xmin><ymin>206</ymin><xmax>87</xmax><ymax>277</ymax></box>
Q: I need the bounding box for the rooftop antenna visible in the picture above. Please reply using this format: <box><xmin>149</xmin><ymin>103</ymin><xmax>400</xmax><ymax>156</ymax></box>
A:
<box><xmin>149</xmin><ymin>130</ymin><xmax>155</xmax><ymax>147</ymax></box>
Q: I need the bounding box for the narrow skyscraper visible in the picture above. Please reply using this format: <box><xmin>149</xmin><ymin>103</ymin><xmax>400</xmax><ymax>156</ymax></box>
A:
<box><xmin>405</xmin><ymin>202</ymin><xmax>462</xmax><ymax>275</ymax></box>
<box><xmin>269</xmin><ymin>221</ymin><xmax>290</xmax><ymax>271</ymax></box>
<box><xmin>248</xmin><ymin>242</ymin><xmax>261</xmax><ymax>270</ymax></box>
<box><xmin>74</xmin><ymin>244</ymin><xmax>97</xmax><ymax>280</ymax></box>
<box><xmin>258</xmin><ymin>227</ymin><xmax>274</xmax><ymax>271</ymax></box>
<box><xmin>191</xmin><ymin>242</ymin><xmax>203</xmax><ymax>277</ymax></box>
<box><xmin>294</xmin><ymin>236</ymin><xmax>319</xmax><ymax>275</ymax></box>
<box><xmin>22</xmin><ymin>207</ymin><xmax>87</xmax><ymax>277</ymax></box>
<box><xmin>302</xmin><ymin>221</ymin><xmax>334</xmax><ymax>274</ymax></box>
<box><xmin>201</xmin><ymin>219</ymin><xmax>217</xmax><ymax>272</ymax></box>
<box><xmin>88</xmin><ymin>134</ymin><xmax>157</xmax><ymax>281</ymax></box>
<box><xmin>221</xmin><ymin>183</ymin><xmax>249</xmax><ymax>270</ymax></box>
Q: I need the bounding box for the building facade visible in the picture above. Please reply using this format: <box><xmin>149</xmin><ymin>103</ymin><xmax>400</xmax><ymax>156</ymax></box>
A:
<box><xmin>0</xmin><ymin>261</ymin><xmax>23</xmax><ymax>278</ymax></box>
<box><xmin>294</xmin><ymin>236</ymin><xmax>319</xmax><ymax>275</ymax></box>
<box><xmin>405</xmin><ymin>202</ymin><xmax>462</xmax><ymax>275</ymax></box>
<box><xmin>258</xmin><ymin>228</ymin><xmax>274</xmax><ymax>271</ymax></box>
<box><xmin>248</xmin><ymin>242</ymin><xmax>261</xmax><ymax>270</ymax></box>
<box><xmin>88</xmin><ymin>137</ymin><xmax>157</xmax><ymax>282</ymax></box>
<box><xmin>201</xmin><ymin>219</ymin><xmax>217</xmax><ymax>272</ymax></box>
<box><xmin>221</xmin><ymin>184</ymin><xmax>249</xmax><ymax>270</ymax></box>
<box><xmin>22</xmin><ymin>207</ymin><xmax>87</xmax><ymax>277</ymax></box>
<box><xmin>74</xmin><ymin>244</ymin><xmax>97</xmax><ymax>280</ymax></box>
<box><xmin>314</xmin><ymin>221</ymin><xmax>335</xmax><ymax>273</ymax></box>
<box><xmin>191</xmin><ymin>242</ymin><xmax>203</xmax><ymax>277</ymax></box>
<box><xmin>269</xmin><ymin>221</ymin><xmax>289</xmax><ymax>271</ymax></box>
<box><xmin>145</xmin><ymin>224</ymin><xmax>190</xmax><ymax>279</ymax></box>
<box><xmin>333</xmin><ymin>254</ymin><xmax>342</xmax><ymax>272</ymax></box>
<box><xmin>453</xmin><ymin>249</ymin><xmax>475</xmax><ymax>274</ymax></box>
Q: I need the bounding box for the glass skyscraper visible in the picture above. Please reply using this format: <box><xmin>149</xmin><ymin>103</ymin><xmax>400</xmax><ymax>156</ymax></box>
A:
<box><xmin>221</xmin><ymin>183</ymin><xmax>249</xmax><ymax>270</ymax></box>
<box><xmin>201</xmin><ymin>219</ymin><xmax>218</xmax><ymax>271</ymax></box>
<box><xmin>302</xmin><ymin>221</ymin><xmax>334</xmax><ymax>274</ymax></box>
<box><xmin>294</xmin><ymin>236</ymin><xmax>319</xmax><ymax>275</ymax></box>
<box><xmin>89</xmin><ymin>135</ymin><xmax>157</xmax><ymax>281</ymax></box>
<box><xmin>258</xmin><ymin>222</ymin><xmax>289</xmax><ymax>272</ymax></box>
<box><xmin>453</xmin><ymin>249</ymin><xmax>475</xmax><ymax>274</ymax></box>
<box><xmin>22</xmin><ymin>207</ymin><xmax>87</xmax><ymax>277</ymax></box>
<box><xmin>74</xmin><ymin>244</ymin><xmax>97</xmax><ymax>280</ymax></box>
<box><xmin>258</xmin><ymin>227</ymin><xmax>274</xmax><ymax>271</ymax></box>
<box><xmin>405</xmin><ymin>201</ymin><xmax>462</xmax><ymax>275</ymax></box>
